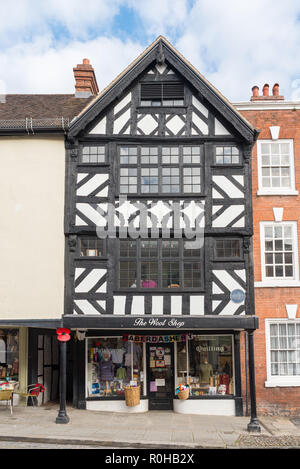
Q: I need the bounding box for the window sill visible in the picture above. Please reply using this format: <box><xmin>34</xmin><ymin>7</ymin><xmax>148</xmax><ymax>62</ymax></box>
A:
<box><xmin>265</xmin><ymin>380</ymin><xmax>300</xmax><ymax>388</ymax></box>
<box><xmin>257</xmin><ymin>190</ymin><xmax>299</xmax><ymax>196</ymax></box>
<box><xmin>116</xmin><ymin>289</ymin><xmax>205</xmax><ymax>293</ymax></box>
<box><xmin>255</xmin><ymin>281</ymin><xmax>300</xmax><ymax>288</ymax></box>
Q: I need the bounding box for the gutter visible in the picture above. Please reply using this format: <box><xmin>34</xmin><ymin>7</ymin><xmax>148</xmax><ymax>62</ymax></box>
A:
<box><xmin>0</xmin><ymin>117</ymin><xmax>69</xmax><ymax>135</ymax></box>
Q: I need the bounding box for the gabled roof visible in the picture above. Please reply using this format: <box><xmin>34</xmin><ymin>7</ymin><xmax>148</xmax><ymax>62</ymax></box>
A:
<box><xmin>68</xmin><ymin>36</ymin><xmax>258</xmax><ymax>143</ymax></box>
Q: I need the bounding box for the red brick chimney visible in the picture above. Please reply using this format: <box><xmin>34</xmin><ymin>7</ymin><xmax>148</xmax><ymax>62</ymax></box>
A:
<box><xmin>73</xmin><ymin>58</ymin><xmax>99</xmax><ymax>97</ymax></box>
<box><xmin>251</xmin><ymin>83</ymin><xmax>284</xmax><ymax>101</ymax></box>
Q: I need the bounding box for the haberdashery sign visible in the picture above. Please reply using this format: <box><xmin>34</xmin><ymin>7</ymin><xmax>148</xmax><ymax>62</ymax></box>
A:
<box><xmin>123</xmin><ymin>333</ymin><xmax>193</xmax><ymax>343</ymax></box>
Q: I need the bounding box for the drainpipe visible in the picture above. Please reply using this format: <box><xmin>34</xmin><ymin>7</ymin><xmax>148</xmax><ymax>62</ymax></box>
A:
<box><xmin>245</xmin><ymin>331</ymin><xmax>249</xmax><ymax>416</ymax></box>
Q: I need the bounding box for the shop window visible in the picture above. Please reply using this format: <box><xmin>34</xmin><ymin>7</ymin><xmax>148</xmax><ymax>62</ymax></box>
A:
<box><xmin>87</xmin><ymin>337</ymin><xmax>144</xmax><ymax>398</ymax></box>
<box><xmin>176</xmin><ymin>335</ymin><xmax>234</xmax><ymax>396</ymax></box>
<box><xmin>80</xmin><ymin>237</ymin><xmax>105</xmax><ymax>257</ymax></box>
<box><xmin>119</xmin><ymin>239</ymin><xmax>203</xmax><ymax>290</ymax></box>
<box><xmin>0</xmin><ymin>329</ymin><xmax>19</xmax><ymax>382</ymax></box>
<box><xmin>81</xmin><ymin>145</ymin><xmax>106</xmax><ymax>164</ymax></box>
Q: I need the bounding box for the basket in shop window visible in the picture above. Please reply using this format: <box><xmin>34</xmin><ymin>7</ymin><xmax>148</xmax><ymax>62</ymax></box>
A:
<box><xmin>176</xmin><ymin>384</ymin><xmax>189</xmax><ymax>400</ymax></box>
<box><xmin>124</xmin><ymin>385</ymin><xmax>140</xmax><ymax>407</ymax></box>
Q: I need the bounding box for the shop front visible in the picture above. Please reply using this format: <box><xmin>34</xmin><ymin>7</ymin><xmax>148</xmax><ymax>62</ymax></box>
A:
<box><xmin>83</xmin><ymin>329</ymin><xmax>239</xmax><ymax>416</ymax></box>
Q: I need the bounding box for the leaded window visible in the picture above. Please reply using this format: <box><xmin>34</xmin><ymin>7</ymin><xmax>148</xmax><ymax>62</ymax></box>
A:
<box><xmin>119</xmin><ymin>239</ymin><xmax>203</xmax><ymax>290</ymax></box>
<box><xmin>81</xmin><ymin>145</ymin><xmax>106</xmax><ymax>163</ymax></box>
<box><xmin>119</xmin><ymin>145</ymin><xmax>203</xmax><ymax>195</ymax></box>
<box><xmin>215</xmin><ymin>239</ymin><xmax>242</xmax><ymax>259</ymax></box>
<box><xmin>215</xmin><ymin>146</ymin><xmax>240</xmax><ymax>164</ymax></box>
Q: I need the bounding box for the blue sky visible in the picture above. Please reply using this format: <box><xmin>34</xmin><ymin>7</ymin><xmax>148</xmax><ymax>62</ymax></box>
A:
<box><xmin>1</xmin><ymin>0</ymin><xmax>300</xmax><ymax>102</ymax></box>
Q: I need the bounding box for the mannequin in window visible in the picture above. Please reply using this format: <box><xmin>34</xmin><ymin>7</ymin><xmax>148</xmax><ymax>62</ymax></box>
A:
<box><xmin>199</xmin><ymin>357</ymin><xmax>213</xmax><ymax>384</ymax></box>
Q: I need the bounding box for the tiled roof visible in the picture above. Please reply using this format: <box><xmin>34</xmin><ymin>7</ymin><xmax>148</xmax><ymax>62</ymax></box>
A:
<box><xmin>0</xmin><ymin>94</ymin><xmax>93</xmax><ymax>120</ymax></box>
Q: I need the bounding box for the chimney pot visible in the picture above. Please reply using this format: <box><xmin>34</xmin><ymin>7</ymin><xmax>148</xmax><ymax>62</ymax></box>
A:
<box><xmin>83</xmin><ymin>58</ymin><xmax>90</xmax><ymax>65</ymax></box>
<box><xmin>273</xmin><ymin>83</ymin><xmax>279</xmax><ymax>96</ymax></box>
<box><xmin>252</xmin><ymin>86</ymin><xmax>259</xmax><ymax>97</ymax></box>
<box><xmin>263</xmin><ymin>83</ymin><xmax>269</xmax><ymax>96</ymax></box>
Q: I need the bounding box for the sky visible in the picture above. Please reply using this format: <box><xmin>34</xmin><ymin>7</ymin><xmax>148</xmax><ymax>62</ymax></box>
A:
<box><xmin>1</xmin><ymin>0</ymin><xmax>300</xmax><ymax>102</ymax></box>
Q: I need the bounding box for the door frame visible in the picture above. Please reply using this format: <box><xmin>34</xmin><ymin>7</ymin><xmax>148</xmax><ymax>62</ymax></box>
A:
<box><xmin>146</xmin><ymin>342</ymin><xmax>174</xmax><ymax>411</ymax></box>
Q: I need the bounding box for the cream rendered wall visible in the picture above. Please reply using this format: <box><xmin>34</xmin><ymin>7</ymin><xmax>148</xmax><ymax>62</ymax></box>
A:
<box><xmin>0</xmin><ymin>136</ymin><xmax>65</xmax><ymax>319</ymax></box>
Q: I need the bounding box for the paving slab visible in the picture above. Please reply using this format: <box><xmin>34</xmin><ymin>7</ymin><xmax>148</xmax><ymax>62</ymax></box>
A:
<box><xmin>0</xmin><ymin>404</ymin><xmax>299</xmax><ymax>449</ymax></box>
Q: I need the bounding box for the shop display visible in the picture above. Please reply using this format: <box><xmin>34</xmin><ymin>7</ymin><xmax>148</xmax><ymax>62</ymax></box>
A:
<box><xmin>0</xmin><ymin>330</ymin><xmax>19</xmax><ymax>382</ymax></box>
<box><xmin>87</xmin><ymin>338</ymin><xmax>144</xmax><ymax>398</ymax></box>
<box><xmin>87</xmin><ymin>334</ymin><xmax>234</xmax><ymax>401</ymax></box>
<box><xmin>176</xmin><ymin>335</ymin><xmax>233</xmax><ymax>396</ymax></box>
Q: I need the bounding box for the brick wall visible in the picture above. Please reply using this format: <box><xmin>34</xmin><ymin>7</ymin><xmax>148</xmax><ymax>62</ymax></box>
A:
<box><xmin>238</xmin><ymin>107</ymin><xmax>300</xmax><ymax>416</ymax></box>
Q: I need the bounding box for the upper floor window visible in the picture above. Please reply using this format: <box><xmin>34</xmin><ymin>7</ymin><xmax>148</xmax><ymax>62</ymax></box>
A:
<box><xmin>214</xmin><ymin>239</ymin><xmax>242</xmax><ymax>260</ymax></box>
<box><xmin>81</xmin><ymin>145</ymin><xmax>106</xmax><ymax>164</ymax></box>
<box><xmin>119</xmin><ymin>145</ymin><xmax>203</xmax><ymax>195</ymax></box>
<box><xmin>215</xmin><ymin>146</ymin><xmax>240</xmax><ymax>164</ymax></box>
<box><xmin>260</xmin><ymin>222</ymin><xmax>299</xmax><ymax>283</ymax></box>
<box><xmin>140</xmin><ymin>82</ymin><xmax>184</xmax><ymax>106</ymax></box>
<box><xmin>79</xmin><ymin>237</ymin><xmax>105</xmax><ymax>257</ymax></box>
<box><xmin>257</xmin><ymin>140</ymin><xmax>297</xmax><ymax>195</ymax></box>
<box><xmin>119</xmin><ymin>239</ymin><xmax>203</xmax><ymax>290</ymax></box>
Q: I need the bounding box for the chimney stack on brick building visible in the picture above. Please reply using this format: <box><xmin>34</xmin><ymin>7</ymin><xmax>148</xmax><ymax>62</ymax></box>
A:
<box><xmin>73</xmin><ymin>59</ymin><xmax>99</xmax><ymax>98</ymax></box>
<box><xmin>251</xmin><ymin>83</ymin><xmax>284</xmax><ymax>101</ymax></box>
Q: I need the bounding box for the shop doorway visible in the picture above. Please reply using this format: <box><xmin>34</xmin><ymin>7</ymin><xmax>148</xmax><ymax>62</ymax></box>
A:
<box><xmin>147</xmin><ymin>343</ymin><xmax>174</xmax><ymax>410</ymax></box>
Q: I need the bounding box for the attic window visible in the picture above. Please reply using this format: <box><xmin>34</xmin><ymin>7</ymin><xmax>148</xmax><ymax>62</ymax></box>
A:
<box><xmin>140</xmin><ymin>82</ymin><xmax>184</xmax><ymax>106</ymax></box>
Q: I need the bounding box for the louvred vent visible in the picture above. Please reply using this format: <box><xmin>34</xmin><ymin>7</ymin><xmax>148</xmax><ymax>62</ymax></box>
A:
<box><xmin>141</xmin><ymin>82</ymin><xmax>184</xmax><ymax>101</ymax></box>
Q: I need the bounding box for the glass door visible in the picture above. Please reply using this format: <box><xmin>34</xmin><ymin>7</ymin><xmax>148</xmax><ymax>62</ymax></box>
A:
<box><xmin>147</xmin><ymin>343</ymin><xmax>174</xmax><ymax>410</ymax></box>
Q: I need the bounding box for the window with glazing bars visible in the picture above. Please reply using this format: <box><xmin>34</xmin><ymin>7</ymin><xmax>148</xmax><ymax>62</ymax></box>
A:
<box><xmin>270</xmin><ymin>322</ymin><xmax>300</xmax><ymax>376</ymax></box>
<box><xmin>119</xmin><ymin>145</ymin><xmax>203</xmax><ymax>195</ymax></box>
<box><xmin>262</xmin><ymin>223</ymin><xmax>296</xmax><ymax>279</ymax></box>
<box><xmin>81</xmin><ymin>146</ymin><xmax>106</xmax><ymax>163</ymax></box>
<box><xmin>119</xmin><ymin>239</ymin><xmax>202</xmax><ymax>289</ymax></box>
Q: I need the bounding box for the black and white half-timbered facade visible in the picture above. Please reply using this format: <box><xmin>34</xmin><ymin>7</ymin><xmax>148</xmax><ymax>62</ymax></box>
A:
<box><xmin>63</xmin><ymin>37</ymin><xmax>260</xmax><ymax>426</ymax></box>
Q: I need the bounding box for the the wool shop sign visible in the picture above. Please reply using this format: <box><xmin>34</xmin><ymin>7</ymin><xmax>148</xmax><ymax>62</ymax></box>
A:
<box><xmin>123</xmin><ymin>333</ymin><xmax>193</xmax><ymax>343</ymax></box>
<box><xmin>132</xmin><ymin>317</ymin><xmax>185</xmax><ymax>328</ymax></box>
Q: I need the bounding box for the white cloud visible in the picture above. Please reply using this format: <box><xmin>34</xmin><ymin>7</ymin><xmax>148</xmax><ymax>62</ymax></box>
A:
<box><xmin>174</xmin><ymin>0</ymin><xmax>300</xmax><ymax>100</ymax></box>
<box><xmin>1</xmin><ymin>0</ymin><xmax>300</xmax><ymax>101</ymax></box>
<box><xmin>0</xmin><ymin>0</ymin><xmax>124</xmax><ymax>44</ymax></box>
<box><xmin>0</xmin><ymin>35</ymin><xmax>144</xmax><ymax>94</ymax></box>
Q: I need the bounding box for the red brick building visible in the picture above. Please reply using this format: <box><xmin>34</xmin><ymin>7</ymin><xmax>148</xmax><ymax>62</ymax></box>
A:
<box><xmin>235</xmin><ymin>85</ymin><xmax>300</xmax><ymax>416</ymax></box>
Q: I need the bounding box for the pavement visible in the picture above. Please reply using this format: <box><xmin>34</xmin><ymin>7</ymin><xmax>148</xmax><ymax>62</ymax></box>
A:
<box><xmin>1</xmin><ymin>403</ymin><xmax>300</xmax><ymax>449</ymax></box>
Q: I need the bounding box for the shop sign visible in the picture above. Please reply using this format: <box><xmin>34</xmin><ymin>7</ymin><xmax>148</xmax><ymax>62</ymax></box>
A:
<box><xmin>123</xmin><ymin>333</ymin><xmax>193</xmax><ymax>343</ymax></box>
<box><xmin>133</xmin><ymin>317</ymin><xmax>185</xmax><ymax>328</ymax></box>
